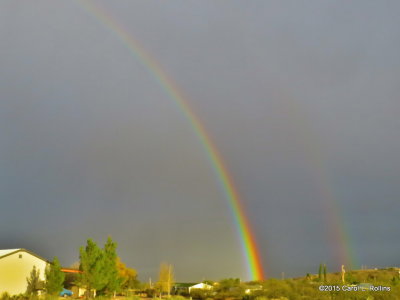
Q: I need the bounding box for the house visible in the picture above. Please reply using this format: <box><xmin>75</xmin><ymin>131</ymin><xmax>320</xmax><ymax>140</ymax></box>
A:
<box><xmin>173</xmin><ymin>282</ymin><xmax>213</xmax><ymax>295</ymax></box>
<box><xmin>0</xmin><ymin>249</ymin><xmax>49</xmax><ymax>296</ymax></box>
<box><xmin>244</xmin><ymin>284</ymin><xmax>262</xmax><ymax>294</ymax></box>
<box><xmin>173</xmin><ymin>283</ymin><xmax>196</xmax><ymax>295</ymax></box>
<box><xmin>188</xmin><ymin>283</ymin><xmax>213</xmax><ymax>293</ymax></box>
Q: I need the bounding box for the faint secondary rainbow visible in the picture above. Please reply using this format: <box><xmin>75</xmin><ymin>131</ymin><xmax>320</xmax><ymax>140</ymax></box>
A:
<box><xmin>76</xmin><ymin>0</ymin><xmax>265</xmax><ymax>280</ymax></box>
<box><xmin>277</xmin><ymin>93</ymin><xmax>356</xmax><ymax>270</ymax></box>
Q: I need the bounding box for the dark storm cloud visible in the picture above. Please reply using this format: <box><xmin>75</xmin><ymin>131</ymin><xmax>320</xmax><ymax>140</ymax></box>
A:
<box><xmin>1</xmin><ymin>0</ymin><xmax>399</xmax><ymax>280</ymax></box>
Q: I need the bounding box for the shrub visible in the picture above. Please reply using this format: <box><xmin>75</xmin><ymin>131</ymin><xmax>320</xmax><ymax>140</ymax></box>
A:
<box><xmin>170</xmin><ymin>296</ymin><xmax>186</xmax><ymax>300</ymax></box>
<box><xmin>190</xmin><ymin>289</ymin><xmax>213</xmax><ymax>300</ymax></box>
<box><xmin>0</xmin><ymin>292</ymin><xmax>10</xmax><ymax>300</ymax></box>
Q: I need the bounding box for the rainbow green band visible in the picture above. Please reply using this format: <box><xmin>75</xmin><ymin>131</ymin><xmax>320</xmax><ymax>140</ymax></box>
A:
<box><xmin>278</xmin><ymin>99</ymin><xmax>355</xmax><ymax>270</ymax></box>
<box><xmin>77</xmin><ymin>0</ymin><xmax>265</xmax><ymax>280</ymax></box>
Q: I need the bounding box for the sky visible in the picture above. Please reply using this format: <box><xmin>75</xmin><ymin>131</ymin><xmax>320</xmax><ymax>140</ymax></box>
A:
<box><xmin>1</xmin><ymin>0</ymin><xmax>399</xmax><ymax>282</ymax></box>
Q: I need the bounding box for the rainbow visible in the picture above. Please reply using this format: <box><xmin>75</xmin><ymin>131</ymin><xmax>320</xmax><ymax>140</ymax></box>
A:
<box><xmin>277</xmin><ymin>96</ymin><xmax>355</xmax><ymax>270</ymax></box>
<box><xmin>76</xmin><ymin>0</ymin><xmax>265</xmax><ymax>280</ymax></box>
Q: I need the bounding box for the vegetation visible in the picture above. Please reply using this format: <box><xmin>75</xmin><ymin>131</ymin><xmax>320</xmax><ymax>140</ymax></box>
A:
<box><xmin>45</xmin><ymin>257</ymin><xmax>65</xmax><ymax>295</ymax></box>
<box><xmin>8</xmin><ymin>237</ymin><xmax>400</xmax><ymax>299</ymax></box>
<box><xmin>189</xmin><ymin>289</ymin><xmax>213</xmax><ymax>300</ymax></box>
<box><xmin>0</xmin><ymin>292</ymin><xmax>11</xmax><ymax>300</ymax></box>
<box><xmin>99</xmin><ymin>237</ymin><xmax>121</xmax><ymax>296</ymax></box>
<box><xmin>157</xmin><ymin>262</ymin><xmax>175</xmax><ymax>297</ymax></box>
<box><xmin>75</xmin><ymin>237</ymin><xmax>141</xmax><ymax>298</ymax></box>
<box><xmin>214</xmin><ymin>278</ymin><xmax>244</xmax><ymax>300</ymax></box>
<box><xmin>9</xmin><ymin>266</ymin><xmax>400</xmax><ymax>300</ymax></box>
<box><xmin>78</xmin><ymin>238</ymin><xmax>106</xmax><ymax>297</ymax></box>
<box><xmin>117</xmin><ymin>257</ymin><xmax>140</xmax><ymax>290</ymax></box>
<box><xmin>25</xmin><ymin>266</ymin><xmax>41</xmax><ymax>297</ymax></box>
<box><xmin>318</xmin><ymin>264</ymin><xmax>323</xmax><ymax>282</ymax></box>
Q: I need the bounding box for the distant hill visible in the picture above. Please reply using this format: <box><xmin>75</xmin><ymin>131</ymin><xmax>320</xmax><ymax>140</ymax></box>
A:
<box><xmin>293</xmin><ymin>267</ymin><xmax>400</xmax><ymax>284</ymax></box>
<box><xmin>242</xmin><ymin>268</ymin><xmax>400</xmax><ymax>299</ymax></box>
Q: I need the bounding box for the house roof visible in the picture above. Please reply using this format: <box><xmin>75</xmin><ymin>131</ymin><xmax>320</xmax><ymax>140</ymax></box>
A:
<box><xmin>0</xmin><ymin>249</ymin><xmax>21</xmax><ymax>257</ymax></box>
<box><xmin>174</xmin><ymin>283</ymin><xmax>212</xmax><ymax>289</ymax></box>
<box><xmin>174</xmin><ymin>283</ymin><xmax>197</xmax><ymax>288</ymax></box>
<box><xmin>191</xmin><ymin>283</ymin><xmax>213</xmax><ymax>287</ymax></box>
<box><xmin>0</xmin><ymin>248</ymin><xmax>49</xmax><ymax>262</ymax></box>
<box><xmin>61</xmin><ymin>268</ymin><xmax>82</xmax><ymax>274</ymax></box>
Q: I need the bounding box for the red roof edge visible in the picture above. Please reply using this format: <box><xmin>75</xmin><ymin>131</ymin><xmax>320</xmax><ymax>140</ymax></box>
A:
<box><xmin>61</xmin><ymin>268</ymin><xmax>82</xmax><ymax>274</ymax></box>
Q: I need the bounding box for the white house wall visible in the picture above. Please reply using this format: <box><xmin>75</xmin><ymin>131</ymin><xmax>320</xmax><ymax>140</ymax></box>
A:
<box><xmin>0</xmin><ymin>251</ymin><xmax>48</xmax><ymax>296</ymax></box>
<box><xmin>189</xmin><ymin>283</ymin><xmax>213</xmax><ymax>293</ymax></box>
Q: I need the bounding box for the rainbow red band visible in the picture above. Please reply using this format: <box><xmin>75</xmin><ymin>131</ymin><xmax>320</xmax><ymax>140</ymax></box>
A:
<box><xmin>76</xmin><ymin>0</ymin><xmax>265</xmax><ymax>280</ymax></box>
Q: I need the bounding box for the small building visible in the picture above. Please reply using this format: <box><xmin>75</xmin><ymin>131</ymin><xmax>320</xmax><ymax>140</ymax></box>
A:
<box><xmin>188</xmin><ymin>283</ymin><xmax>213</xmax><ymax>293</ymax></box>
<box><xmin>244</xmin><ymin>284</ymin><xmax>262</xmax><ymax>294</ymax></box>
<box><xmin>173</xmin><ymin>283</ymin><xmax>196</xmax><ymax>295</ymax></box>
<box><xmin>0</xmin><ymin>249</ymin><xmax>49</xmax><ymax>296</ymax></box>
<box><xmin>173</xmin><ymin>282</ymin><xmax>213</xmax><ymax>295</ymax></box>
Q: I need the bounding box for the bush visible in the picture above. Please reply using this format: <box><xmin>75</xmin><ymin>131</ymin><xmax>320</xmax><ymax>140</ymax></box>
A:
<box><xmin>190</xmin><ymin>289</ymin><xmax>213</xmax><ymax>300</ymax></box>
<box><xmin>0</xmin><ymin>292</ymin><xmax>10</xmax><ymax>300</ymax></box>
<box><xmin>144</xmin><ymin>288</ymin><xmax>156</xmax><ymax>298</ymax></box>
<box><xmin>43</xmin><ymin>296</ymin><xmax>58</xmax><ymax>300</ymax></box>
<box><xmin>125</xmin><ymin>296</ymin><xmax>140</xmax><ymax>300</ymax></box>
<box><xmin>170</xmin><ymin>296</ymin><xmax>186</xmax><ymax>300</ymax></box>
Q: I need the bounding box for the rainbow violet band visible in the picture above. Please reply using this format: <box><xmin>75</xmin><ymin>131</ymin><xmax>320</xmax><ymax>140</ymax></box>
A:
<box><xmin>76</xmin><ymin>0</ymin><xmax>265</xmax><ymax>280</ymax></box>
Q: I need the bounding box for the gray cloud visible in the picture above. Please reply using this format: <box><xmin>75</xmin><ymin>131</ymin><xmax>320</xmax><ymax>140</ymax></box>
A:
<box><xmin>1</xmin><ymin>0</ymin><xmax>399</xmax><ymax>280</ymax></box>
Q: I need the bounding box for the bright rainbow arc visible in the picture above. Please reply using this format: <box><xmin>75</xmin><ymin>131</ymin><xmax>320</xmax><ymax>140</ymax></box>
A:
<box><xmin>76</xmin><ymin>0</ymin><xmax>265</xmax><ymax>280</ymax></box>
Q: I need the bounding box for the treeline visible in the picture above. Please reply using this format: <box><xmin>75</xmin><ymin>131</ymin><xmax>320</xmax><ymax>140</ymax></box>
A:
<box><xmin>1</xmin><ymin>237</ymin><xmax>139</xmax><ymax>300</ymax></box>
<box><xmin>75</xmin><ymin>237</ymin><xmax>139</xmax><ymax>297</ymax></box>
<box><xmin>177</xmin><ymin>276</ymin><xmax>400</xmax><ymax>300</ymax></box>
<box><xmin>2</xmin><ymin>241</ymin><xmax>400</xmax><ymax>300</ymax></box>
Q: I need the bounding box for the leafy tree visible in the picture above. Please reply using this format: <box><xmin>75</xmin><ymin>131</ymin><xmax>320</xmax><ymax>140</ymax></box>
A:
<box><xmin>157</xmin><ymin>263</ymin><xmax>174</xmax><ymax>297</ymax></box>
<box><xmin>45</xmin><ymin>257</ymin><xmax>65</xmax><ymax>295</ymax></box>
<box><xmin>117</xmin><ymin>258</ymin><xmax>139</xmax><ymax>290</ymax></box>
<box><xmin>99</xmin><ymin>237</ymin><xmax>122</xmax><ymax>296</ymax></box>
<box><xmin>190</xmin><ymin>289</ymin><xmax>213</xmax><ymax>300</ymax></box>
<box><xmin>77</xmin><ymin>237</ymin><xmax>130</xmax><ymax>297</ymax></box>
<box><xmin>215</xmin><ymin>278</ymin><xmax>243</xmax><ymax>300</ymax></box>
<box><xmin>26</xmin><ymin>266</ymin><xmax>41</xmax><ymax>296</ymax></box>
<box><xmin>217</xmin><ymin>278</ymin><xmax>240</xmax><ymax>292</ymax></box>
<box><xmin>78</xmin><ymin>239</ymin><xmax>107</xmax><ymax>297</ymax></box>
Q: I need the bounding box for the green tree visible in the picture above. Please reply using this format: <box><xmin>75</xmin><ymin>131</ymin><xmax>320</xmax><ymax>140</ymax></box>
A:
<box><xmin>215</xmin><ymin>278</ymin><xmax>243</xmax><ymax>300</ymax></box>
<box><xmin>217</xmin><ymin>278</ymin><xmax>240</xmax><ymax>292</ymax></box>
<box><xmin>318</xmin><ymin>264</ymin><xmax>323</xmax><ymax>282</ymax></box>
<box><xmin>100</xmin><ymin>237</ymin><xmax>121</xmax><ymax>296</ymax></box>
<box><xmin>78</xmin><ymin>239</ymin><xmax>107</xmax><ymax>297</ymax></box>
<box><xmin>323</xmin><ymin>264</ymin><xmax>327</xmax><ymax>282</ymax></box>
<box><xmin>45</xmin><ymin>257</ymin><xmax>65</xmax><ymax>295</ymax></box>
<box><xmin>190</xmin><ymin>288</ymin><xmax>213</xmax><ymax>300</ymax></box>
<box><xmin>26</xmin><ymin>266</ymin><xmax>41</xmax><ymax>296</ymax></box>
